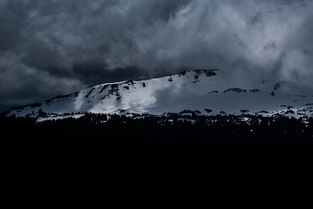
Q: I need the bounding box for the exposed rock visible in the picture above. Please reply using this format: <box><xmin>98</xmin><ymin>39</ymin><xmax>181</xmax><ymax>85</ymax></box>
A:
<box><xmin>224</xmin><ymin>88</ymin><xmax>247</xmax><ymax>93</ymax></box>
<box><xmin>85</xmin><ymin>88</ymin><xmax>95</xmax><ymax>98</ymax></box>
<box><xmin>99</xmin><ymin>84</ymin><xmax>109</xmax><ymax>94</ymax></box>
<box><xmin>249</xmin><ymin>89</ymin><xmax>261</xmax><ymax>93</ymax></box>
<box><xmin>209</xmin><ymin>90</ymin><xmax>219</xmax><ymax>94</ymax></box>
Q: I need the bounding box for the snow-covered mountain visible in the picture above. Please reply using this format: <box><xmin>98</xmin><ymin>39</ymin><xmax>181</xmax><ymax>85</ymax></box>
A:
<box><xmin>7</xmin><ymin>70</ymin><xmax>313</xmax><ymax>118</ymax></box>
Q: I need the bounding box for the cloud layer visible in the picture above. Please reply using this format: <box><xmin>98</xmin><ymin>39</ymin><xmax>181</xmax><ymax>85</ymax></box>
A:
<box><xmin>0</xmin><ymin>0</ymin><xmax>313</xmax><ymax>105</ymax></box>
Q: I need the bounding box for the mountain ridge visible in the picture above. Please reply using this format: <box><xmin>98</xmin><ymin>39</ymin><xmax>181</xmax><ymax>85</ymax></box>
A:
<box><xmin>6</xmin><ymin>69</ymin><xmax>313</xmax><ymax>119</ymax></box>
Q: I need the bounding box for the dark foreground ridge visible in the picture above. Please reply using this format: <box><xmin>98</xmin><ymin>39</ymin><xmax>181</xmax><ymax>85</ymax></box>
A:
<box><xmin>1</xmin><ymin>113</ymin><xmax>313</xmax><ymax>148</ymax></box>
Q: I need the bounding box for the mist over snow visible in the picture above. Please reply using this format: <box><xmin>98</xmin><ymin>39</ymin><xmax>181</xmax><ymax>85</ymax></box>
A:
<box><xmin>7</xmin><ymin>70</ymin><xmax>313</xmax><ymax>118</ymax></box>
<box><xmin>0</xmin><ymin>0</ymin><xmax>313</xmax><ymax>106</ymax></box>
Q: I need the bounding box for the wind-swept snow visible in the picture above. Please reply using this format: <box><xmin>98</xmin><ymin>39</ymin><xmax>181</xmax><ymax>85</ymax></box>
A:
<box><xmin>7</xmin><ymin>70</ymin><xmax>313</xmax><ymax>118</ymax></box>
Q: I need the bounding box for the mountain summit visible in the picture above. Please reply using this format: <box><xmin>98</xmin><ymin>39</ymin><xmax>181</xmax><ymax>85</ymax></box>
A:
<box><xmin>7</xmin><ymin>69</ymin><xmax>313</xmax><ymax>118</ymax></box>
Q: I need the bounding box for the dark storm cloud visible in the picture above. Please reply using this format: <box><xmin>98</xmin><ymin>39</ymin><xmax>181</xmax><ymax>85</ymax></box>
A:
<box><xmin>0</xmin><ymin>0</ymin><xmax>313</xmax><ymax>106</ymax></box>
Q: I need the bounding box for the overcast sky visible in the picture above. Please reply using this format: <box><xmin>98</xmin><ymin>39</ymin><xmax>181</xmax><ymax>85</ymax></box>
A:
<box><xmin>0</xmin><ymin>0</ymin><xmax>313</xmax><ymax>108</ymax></box>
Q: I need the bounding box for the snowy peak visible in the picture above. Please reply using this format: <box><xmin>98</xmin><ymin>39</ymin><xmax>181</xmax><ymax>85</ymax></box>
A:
<box><xmin>7</xmin><ymin>69</ymin><xmax>313</xmax><ymax>118</ymax></box>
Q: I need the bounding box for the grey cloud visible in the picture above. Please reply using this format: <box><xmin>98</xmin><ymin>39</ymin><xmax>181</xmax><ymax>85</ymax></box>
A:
<box><xmin>0</xmin><ymin>0</ymin><xmax>313</xmax><ymax>106</ymax></box>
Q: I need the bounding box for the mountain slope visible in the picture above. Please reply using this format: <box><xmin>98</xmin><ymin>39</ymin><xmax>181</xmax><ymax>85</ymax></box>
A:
<box><xmin>7</xmin><ymin>70</ymin><xmax>313</xmax><ymax>118</ymax></box>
